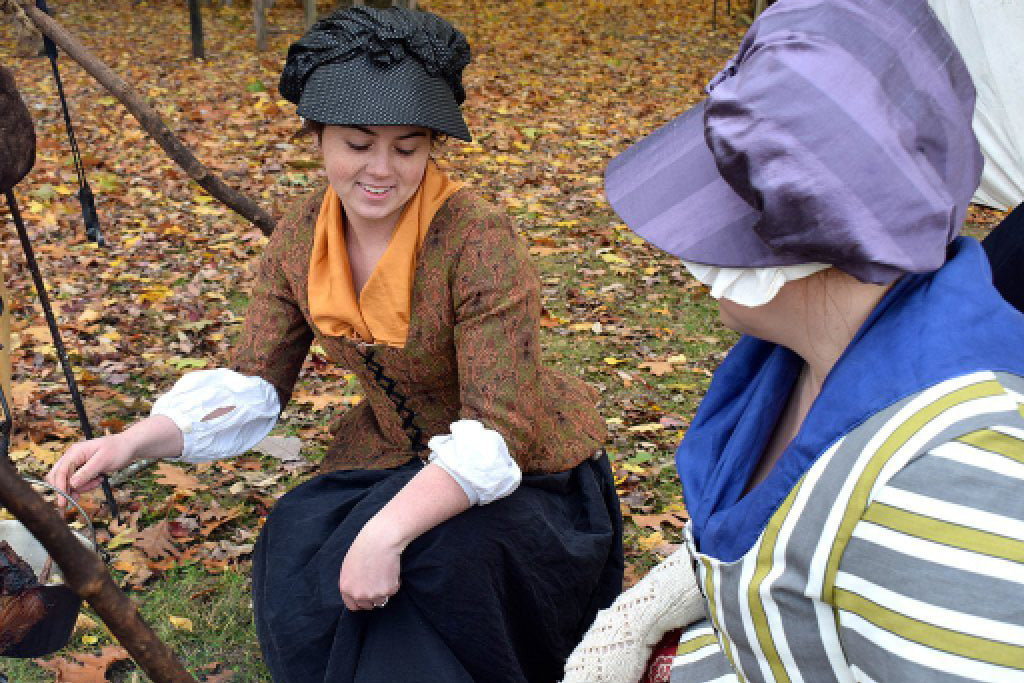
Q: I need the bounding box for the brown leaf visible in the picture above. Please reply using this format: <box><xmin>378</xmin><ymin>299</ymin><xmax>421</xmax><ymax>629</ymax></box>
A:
<box><xmin>153</xmin><ymin>462</ymin><xmax>206</xmax><ymax>494</ymax></box>
<box><xmin>202</xmin><ymin>671</ymin><xmax>236</xmax><ymax>683</ymax></box>
<box><xmin>198</xmin><ymin>501</ymin><xmax>243</xmax><ymax>536</ymax></box>
<box><xmin>36</xmin><ymin>644</ymin><xmax>131</xmax><ymax>683</ymax></box>
<box><xmin>199</xmin><ymin>663</ymin><xmax>235</xmax><ymax>683</ymax></box>
<box><xmin>168</xmin><ymin>516</ymin><xmax>199</xmax><ymax>539</ymax></box>
<box><xmin>639</xmin><ymin>360</ymin><xmax>675</xmax><ymax>376</ymax></box>
<box><xmin>133</xmin><ymin>520</ymin><xmax>179</xmax><ymax>562</ymax></box>
<box><xmin>630</xmin><ymin>513</ymin><xmax>687</xmax><ymax>530</ymax></box>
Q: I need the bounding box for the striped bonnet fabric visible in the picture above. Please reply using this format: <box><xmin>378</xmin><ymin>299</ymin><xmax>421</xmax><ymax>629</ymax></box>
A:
<box><xmin>606</xmin><ymin>0</ymin><xmax>983</xmax><ymax>284</ymax></box>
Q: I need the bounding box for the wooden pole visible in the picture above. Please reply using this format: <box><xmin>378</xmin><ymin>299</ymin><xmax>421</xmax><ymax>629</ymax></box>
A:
<box><xmin>14</xmin><ymin>0</ymin><xmax>277</xmax><ymax>235</ymax></box>
<box><xmin>187</xmin><ymin>0</ymin><xmax>204</xmax><ymax>60</ymax></box>
<box><xmin>0</xmin><ymin>454</ymin><xmax>197</xmax><ymax>682</ymax></box>
<box><xmin>303</xmin><ymin>0</ymin><xmax>316</xmax><ymax>31</ymax></box>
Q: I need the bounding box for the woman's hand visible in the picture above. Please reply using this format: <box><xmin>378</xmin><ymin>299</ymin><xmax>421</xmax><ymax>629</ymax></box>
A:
<box><xmin>338</xmin><ymin>463</ymin><xmax>471</xmax><ymax>611</ymax></box>
<box><xmin>338</xmin><ymin>516</ymin><xmax>405</xmax><ymax>611</ymax></box>
<box><xmin>45</xmin><ymin>415</ymin><xmax>184</xmax><ymax>508</ymax></box>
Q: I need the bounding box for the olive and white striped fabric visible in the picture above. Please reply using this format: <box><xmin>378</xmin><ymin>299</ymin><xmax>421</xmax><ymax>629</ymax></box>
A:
<box><xmin>671</xmin><ymin>371</ymin><xmax>1024</xmax><ymax>682</ymax></box>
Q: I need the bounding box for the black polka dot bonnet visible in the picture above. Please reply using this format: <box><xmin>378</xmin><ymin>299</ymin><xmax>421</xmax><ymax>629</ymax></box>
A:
<box><xmin>279</xmin><ymin>6</ymin><xmax>472</xmax><ymax>141</ymax></box>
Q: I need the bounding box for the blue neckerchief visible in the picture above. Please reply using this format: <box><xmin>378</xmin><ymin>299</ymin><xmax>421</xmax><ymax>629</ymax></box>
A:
<box><xmin>678</xmin><ymin>238</ymin><xmax>1024</xmax><ymax>562</ymax></box>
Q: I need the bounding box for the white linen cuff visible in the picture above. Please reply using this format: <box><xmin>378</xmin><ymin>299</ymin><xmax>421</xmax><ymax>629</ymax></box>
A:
<box><xmin>683</xmin><ymin>261</ymin><xmax>830</xmax><ymax>307</ymax></box>
<box><xmin>150</xmin><ymin>368</ymin><xmax>281</xmax><ymax>463</ymax></box>
<box><xmin>426</xmin><ymin>419</ymin><xmax>522</xmax><ymax>505</ymax></box>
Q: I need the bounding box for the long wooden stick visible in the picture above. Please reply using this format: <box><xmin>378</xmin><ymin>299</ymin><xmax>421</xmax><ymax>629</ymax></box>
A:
<box><xmin>15</xmin><ymin>0</ymin><xmax>277</xmax><ymax>235</ymax></box>
<box><xmin>0</xmin><ymin>456</ymin><xmax>197</xmax><ymax>682</ymax></box>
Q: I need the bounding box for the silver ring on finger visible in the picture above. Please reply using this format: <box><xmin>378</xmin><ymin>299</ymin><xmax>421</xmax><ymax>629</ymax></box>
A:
<box><xmin>374</xmin><ymin>596</ymin><xmax>389</xmax><ymax>608</ymax></box>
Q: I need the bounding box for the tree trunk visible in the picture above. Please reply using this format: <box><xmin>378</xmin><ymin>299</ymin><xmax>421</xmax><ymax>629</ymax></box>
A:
<box><xmin>0</xmin><ymin>455</ymin><xmax>197</xmax><ymax>682</ymax></box>
<box><xmin>303</xmin><ymin>0</ymin><xmax>316</xmax><ymax>30</ymax></box>
<box><xmin>15</xmin><ymin>0</ymin><xmax>277</xmax><ymax>235</ymax></box>
<box><xmin>187</xmin><ymin>0</ymin><xmax>204</xmax><ymax>59</ymax></box>
<box><xmin>254</xmin><ymin>0</ymin><xmax>268</xmax><ymax>51</ymax></box>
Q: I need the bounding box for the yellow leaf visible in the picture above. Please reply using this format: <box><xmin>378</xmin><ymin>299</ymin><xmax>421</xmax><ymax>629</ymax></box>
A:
<box><xmin>666</xmin><ymin>354</ymin><xmax>688</xmax><ymax>364</ymax></box>
<box><xmin>14</xmin><ymin>442</ymin><xmax>61</xmax><ymax>466</ymax></box>
<box><xmin>139</xmin><ymin>285</ymin><xmax>172</xmax><ymax>304</ymax></box>
<box><xmin>627</xmin><ymin>423</ymin><xmax>664</xmax><ymax>433</ymax></box>
<box><xmin>74</xmin><ymin>614</ymin><xmax>99</xmax><ymax>634</ymax></box>
<box><xmin>78</xmin><ymin>309</ymin><xmax>102</xmax><ymax>324</ymax></box>
<box><xmin>636</xmin><ymin>531</ymin><xmax>665</xmax><ymax>552</ymax></box>
<box><xmin>603</xmin><ymin>357</ymin><xmax>627</xmax><ymax>366</ymax></box>
<box><xmin>168</xmin><ymin>616</ymin><xmax>193</xmax><ymax>632</ymax></box>
<box><xmin>107</xmin><ymin>530</ymin><xmax>136</xmax><ymax>550</ymax></box>
<box><xmin>292</xmin><ymin>391</ymin><xmax>361</xmax><ymax>411</ymax></box>
<box><xmin>81</xmin><ymin>634</ymin><xmax>100</xmax><ymax>645</ymax></box>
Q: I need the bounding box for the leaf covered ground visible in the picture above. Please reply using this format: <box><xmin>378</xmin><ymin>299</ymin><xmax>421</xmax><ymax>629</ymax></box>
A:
<box><xmin>0</xmin><ymin>0</ymin><xmax>1007</xmax><ymax>680</ymax></box>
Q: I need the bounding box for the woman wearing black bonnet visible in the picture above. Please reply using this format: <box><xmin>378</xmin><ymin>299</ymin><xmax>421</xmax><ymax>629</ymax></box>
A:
<box><xmin>47</xmin><ymin>7</ymin><xmax>622</xmax><ymax>682</ymax></box>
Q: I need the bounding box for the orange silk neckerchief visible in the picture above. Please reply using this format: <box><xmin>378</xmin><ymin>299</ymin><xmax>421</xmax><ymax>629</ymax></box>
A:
<box><xmin>307</xmin><ymin>161</ymin><xmax>462</xmax><ymax>347</ymax></box>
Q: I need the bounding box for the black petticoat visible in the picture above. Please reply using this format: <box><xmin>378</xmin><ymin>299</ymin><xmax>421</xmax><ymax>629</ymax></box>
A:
<box><xmin>252</xmin><ymin>454</ymin><xmax>623</xmax><ymax>683</ymax></box>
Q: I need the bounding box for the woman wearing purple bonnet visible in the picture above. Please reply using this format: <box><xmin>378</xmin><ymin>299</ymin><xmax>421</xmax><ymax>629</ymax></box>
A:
<box><xmin>47</xmin><ymin>7</ymin><xmax>622</xmax><ymax>682</ymax></box>
<box><xmin>565</xmin><ymin>1</ymin><xmax>1024</xmax><ymax>682</ymax></box>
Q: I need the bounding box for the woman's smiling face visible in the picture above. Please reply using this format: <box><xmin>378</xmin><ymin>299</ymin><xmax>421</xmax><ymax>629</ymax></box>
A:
<box><xmin>320</xmin><ymin>124</ymin><xmax>432</xmax><ymax>231</ymax></box>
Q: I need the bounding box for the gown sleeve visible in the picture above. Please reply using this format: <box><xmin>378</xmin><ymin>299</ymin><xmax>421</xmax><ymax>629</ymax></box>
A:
<box><xmin>450</xmin><ymin>209</ymin><xmax>544</xmax><ymax>471</ymax></box>
<box><xmin>151</xmin><ymin>368</ymin><xmax>280</xmax><ymax>463</ymax></box>
<box><xmin>230</xmin><ymin>193</ymin><xmax>317</xmax><ymax>409</ymax></box>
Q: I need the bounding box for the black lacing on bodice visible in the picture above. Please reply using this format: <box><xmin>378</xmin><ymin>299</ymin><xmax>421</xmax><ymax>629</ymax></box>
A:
<box><xmin>356</xmin><ymin>347</ymin><xmax>428</xmax><ymax>455</ymax></box>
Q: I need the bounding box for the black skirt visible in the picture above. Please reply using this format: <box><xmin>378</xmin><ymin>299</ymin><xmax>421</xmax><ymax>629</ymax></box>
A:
<box><xmin>252</xmin><ymin>454</ymin><xmax>623</xmax><ymax>683</ymax></box>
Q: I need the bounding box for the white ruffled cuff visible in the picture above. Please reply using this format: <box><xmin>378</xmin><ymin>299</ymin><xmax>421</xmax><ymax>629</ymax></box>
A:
<box><xmin>150</xmin><ymin>368</ymin><xmax>281</xmax><ymax>463</ymax></box>
<box><xmin>426</xmin><ymin>419</ymin><xmax>522</xmax><ymax>505</ymax></box>
<box><xmin>683</xmin><ymin>261</ymin><xmax>830</xmax><ymax>307</ymax></box>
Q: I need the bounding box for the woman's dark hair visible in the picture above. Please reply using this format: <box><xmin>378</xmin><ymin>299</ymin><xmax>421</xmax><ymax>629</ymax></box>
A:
<box><xmin>296</xmin><ymin>120</ymin><xmax>447</xmax><ymax>150</ymax></box>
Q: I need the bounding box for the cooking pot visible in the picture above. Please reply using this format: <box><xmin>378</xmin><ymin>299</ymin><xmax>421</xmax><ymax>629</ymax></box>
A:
<box><xmin>0</xmin><ymin>478</ymin><xmax>98</xmax><ymax>658</ymax></box>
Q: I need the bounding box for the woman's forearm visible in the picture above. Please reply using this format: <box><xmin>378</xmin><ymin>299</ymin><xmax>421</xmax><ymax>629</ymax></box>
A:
<box><xmin>365</xmin><ymin>463</ymin><xmax>471</xmax><ymax>549</ymax></box>
<box><xmin>338</xmin><ymin>463</ymin><xmax>472</xmax><ymax>610</ymax></box>
<box><xmin>118</xmin><ymin>415</ymin><xmax>185</xmax><ymax>461</ymax></box>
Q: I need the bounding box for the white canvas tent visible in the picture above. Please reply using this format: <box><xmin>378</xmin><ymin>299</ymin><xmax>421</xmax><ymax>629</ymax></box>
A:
<box><xmin>928</xmin><ymin>0</ymin><xmax>1024</xmax><ymax>211</ymax></box>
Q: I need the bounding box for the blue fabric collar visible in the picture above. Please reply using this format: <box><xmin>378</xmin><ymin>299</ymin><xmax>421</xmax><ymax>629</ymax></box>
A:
<box><xmin>678</xmin><ymin>238</ymin><xmax>1024</xmax><ymax>562</ymax></box>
